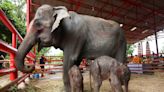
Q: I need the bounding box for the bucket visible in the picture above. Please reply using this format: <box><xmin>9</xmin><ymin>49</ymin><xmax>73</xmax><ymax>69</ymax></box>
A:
<box><xmin>33</xmin><ymin>73</ymin><xmax>40</xmax><ymax>79</ymax></box>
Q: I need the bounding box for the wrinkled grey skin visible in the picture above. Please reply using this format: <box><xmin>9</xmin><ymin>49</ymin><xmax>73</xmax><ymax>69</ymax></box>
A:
<box><xmin>90</xmin><ymin>56</ymin><xmax>131</xmax><ymax>92</ymax></box>
<box><xmin>15</xmin><ymin>4</ymin><xmax>126</xmax><ymax>92</ymax></box>
<box><xmin>68</xmin><ymin>65</ymin><xmax>83</xmax><ymax>92</ymax></box>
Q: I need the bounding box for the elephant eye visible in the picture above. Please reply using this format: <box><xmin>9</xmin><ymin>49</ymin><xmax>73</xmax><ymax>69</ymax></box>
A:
<box><xmin>35</xmin><ymin>20</ymin><xmax>42</xmax><ymax>27</ymax></box>
<box><xmin>34</xmin><ymin>19</ymin><xmax>44</xmax><ymax>30</ymax></box>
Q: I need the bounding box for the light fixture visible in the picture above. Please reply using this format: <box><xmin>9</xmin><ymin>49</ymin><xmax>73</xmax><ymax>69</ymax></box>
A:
<box><xmin>142</xmin><ymin>29</ymin><xmax>149</xmax><ymax>34</ymax></box>
<box><xmin>130</xmin><ymin>27</ymin><xmax>137</xmax><ymax>31</ymax></box>
<box><xmin>120</xmin><ymin>24</ymin><xmax>123</xmax><ymax>27</ymax></box>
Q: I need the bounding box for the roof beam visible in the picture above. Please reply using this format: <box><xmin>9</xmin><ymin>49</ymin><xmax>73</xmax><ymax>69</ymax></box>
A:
<box><xmin>68</xmin><ymin>0</ymin><xmax>83</xmax><ymax>11</ymax></box>
<box><xmin>74</xmin><ymin>0</ymin><xmax>82</xmax><ymax>11</ymax></box>
<box><xmin>95</xmin><ymin>0</ymin><xmax>109</xmax><ymax>17</ymax></box>
<box><xmin>147</xmin><ymin>19</ymin><xmax>164</xmax><ymax>31</ymax></box>
<box><xmin>99</xmin><ymin>0</ymin><xmax>144</xmax><ymax>16</ymax></box>
<box><xmin>59</xmin><ymin>0</ymin><xmax>137</xmax><ymax>21</ymax></box>
<box><xmin>123</xmin><ymin>0</ymin><xmax>164</xmax><ymax>17</ymax></box>
<box><xmin>107</xmin><ymin>1</ymin><xmax>129</xmax><ymax>19</ymax></box>
<box><xmin>121</xmin><ymin>0</ymin><xmax>164</xmax><ymax>31</ymax></box>
<box><xmin>123</xmin><ymin>12</ymin><xmax>153</xmax><ymax>30</ymax></box>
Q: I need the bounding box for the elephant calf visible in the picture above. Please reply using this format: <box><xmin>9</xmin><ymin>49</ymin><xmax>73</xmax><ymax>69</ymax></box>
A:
<box><xmin>68</xmin><ymin>65</ymin><xmax>83</xmax><ymax>92</ymax></box>
<box><xmin>90</xmin><ymin>56</ymin><xmax>131</xmax><ymax>92</ymax></box>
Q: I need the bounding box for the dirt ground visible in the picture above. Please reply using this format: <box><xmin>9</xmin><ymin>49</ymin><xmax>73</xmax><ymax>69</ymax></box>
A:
<box><xmin>1</xmin><ymin>71</ymin><xmax>164</xmax><ymax>92</ymax></box>
<box><xmin>18</xmin><ymin>71</ymin><xmax>164</xmax><ymax>92</ymax></box>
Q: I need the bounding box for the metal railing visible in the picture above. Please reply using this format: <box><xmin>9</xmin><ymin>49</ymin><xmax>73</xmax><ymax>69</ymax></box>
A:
<box><xmin>0</xmin><ymin>9</ymin><xmax>35</xmax><ymax>92</ymax></box>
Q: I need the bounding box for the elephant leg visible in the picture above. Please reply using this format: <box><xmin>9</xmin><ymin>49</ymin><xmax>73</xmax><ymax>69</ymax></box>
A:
<box><xmin>63</xmin><ymin>60</ymin><xmax>74</xmax><ymax>92</ymax></box>
<box><xmin>63</xmin><ymin>34</ymin><xmax>85</xmax><ymax>92</ymax></box>
<box><xmin>115</xmin><ymin>41</ymin><xmax>126</xmax><ymax>63</ymax></box>
<box><xmin>92</xmin><ymin>75</ymin><xmax>102</xmax><ymax>92</ymax></box>
<box><xmin>124</xmin><ymin>81</ymin><xmax>129</xmax><ymax>92</ymax></box>
<box><xmin>109</xmin><ymin>79</ymin><xmax>115</xmax><ymax>92</ymax></box>
<box><xmin>63</xmin><ymin>52</ymin><xmax>82</xmax><ymax>92</ymax></box>
<box><xmin>94</xmin><ymin>80</ymin><xmax>102</xmax><ymax>92</ymax></box>
<box><xmin>110</xmin><ymin>74</ymin><xmax>123</xmax><ymax>92</ymax></box>
<box><xmin>110</xmin><ymin>83</ymin><xmax>116</xmax><ymax>92</ymax></box>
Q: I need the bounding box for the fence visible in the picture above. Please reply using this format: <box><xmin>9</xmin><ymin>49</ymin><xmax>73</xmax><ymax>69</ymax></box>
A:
<box><xmin>32</xmin><ymin>56</ymin><xmax>87</xmax><ymax>75</ymax></box>
<box><xmin>128</xmin><ymin>62</ymin><xmax>164</xmax><ymax>74</ymax></box>
<box><xmin>0</xmin><ymin>9</ymin><xmax>35</xmax><ymax>92</ymax></box>
<box><xmin>32</xmin><ymin>56</ymin><xmax>64</xmax><ymax>74</ymax></box>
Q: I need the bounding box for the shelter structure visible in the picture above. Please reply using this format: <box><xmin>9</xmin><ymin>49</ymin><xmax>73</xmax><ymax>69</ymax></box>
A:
<box><xmin>27</xmin><ymin>0</ymin><xmax>164</xmax><ymax>55</ymax></box>
<box><xmin>27</xmin><ymin>0</ymin><xmax>164</xmax><ymax>43</ymax></box>
<box><xmin>0</xmin><ymin>1</ymin><xmax>164</xmax><ymax>91</ymax></box>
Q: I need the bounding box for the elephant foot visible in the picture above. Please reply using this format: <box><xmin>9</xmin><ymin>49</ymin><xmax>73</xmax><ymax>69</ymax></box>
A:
<box><xmin>63</xmin><ymin>85</ymin><xmax>71</xmax><ymax>92</ymax></box>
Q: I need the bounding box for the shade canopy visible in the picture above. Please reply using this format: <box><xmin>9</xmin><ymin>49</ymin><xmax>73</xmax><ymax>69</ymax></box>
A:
<box><xmin>29</xmin><ymin>0</ymin><xmax>164</xmax><ymax>44</ymax></box>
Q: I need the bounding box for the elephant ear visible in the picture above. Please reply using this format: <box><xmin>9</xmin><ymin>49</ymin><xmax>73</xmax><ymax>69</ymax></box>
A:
<box><xmin>51</xmin><ymin>6</ymin><xmax>70</xmax><ymax>32</ymax></box>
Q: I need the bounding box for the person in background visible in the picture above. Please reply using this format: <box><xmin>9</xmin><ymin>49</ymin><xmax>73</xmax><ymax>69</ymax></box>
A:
<box><xmin>159</xmin><ymin>54</ymin><xmax>164</xmax><ymax>64</ymax></box>
<box><xmin>132</xmin><ymin>55</ymin><xmax>141</xmax><ymax>64</ymax></box>
<box><xmin>127</xmin><ymin>54</ymin><xmax>133</xmax><ymax>63</ymax></box>
<box><xmin>40</xmin><ymin>54</ymin><xmax>46</xmax><ymax>77</ymax></box>
<box><xmin>130</xmin><ymin>54</ymin><xmax>133</xmax><ymax>62</ymax></box>
<box><xmin>145</xmin><ymin>56</ymin><xmax>151</xmax><ymax>64</ymax></box>
<box><xmin>140</xmin><ymin>55</ymin><xmax>144</xmax><ymax>64</ymax></box>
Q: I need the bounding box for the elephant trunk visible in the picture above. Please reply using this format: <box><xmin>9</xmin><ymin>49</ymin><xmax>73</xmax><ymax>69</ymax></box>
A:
<box><xmin>15</xmin><ymin>21</ymin><xmax>36</xmax><ymax>73</ymax></box>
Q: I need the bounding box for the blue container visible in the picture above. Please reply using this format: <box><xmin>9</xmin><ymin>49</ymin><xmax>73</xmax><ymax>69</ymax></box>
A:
<box><xmin>33</xmin><ymin>73</ymin><xmax>40</xmax><ymax>79</ymax></box>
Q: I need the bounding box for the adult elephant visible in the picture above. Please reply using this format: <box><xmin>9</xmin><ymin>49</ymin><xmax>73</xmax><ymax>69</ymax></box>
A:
<box><xmin>15</xmin><ymin>5</ymin><xmax>126</xmax><ymax>92</ymax></box>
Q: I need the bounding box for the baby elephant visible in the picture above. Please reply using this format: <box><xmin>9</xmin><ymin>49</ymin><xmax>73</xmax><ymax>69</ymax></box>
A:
<box><xmin>68</xmin><ymin>65</ymin><xmax>83</xmax><ymax>92</ymax></box>
<box><xmin>90</xmin><ymin>56</ymin><xmax>131</xmax><ymax>92</ymax></box>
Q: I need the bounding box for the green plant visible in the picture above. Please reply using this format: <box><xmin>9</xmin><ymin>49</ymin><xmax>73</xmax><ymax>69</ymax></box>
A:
<box><xmin>0</xmin><ymin>0</ymin><xmax>26</xmax><ymax>43</ymax></box>
<box><xmin>126</xmin><ymin>44</ymin><xmax>135</xmax><ymax>56</ymax></box>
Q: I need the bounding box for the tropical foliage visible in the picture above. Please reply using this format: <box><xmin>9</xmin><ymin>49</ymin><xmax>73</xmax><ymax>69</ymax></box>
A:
<box><xmin>0</xmin><ymin>0</ymin><xmax>26</xmax><ymax>43</ymax></box>
<box><xmin>126</xmin><ymin>44</ymin><xmax>135</xmax><ymax>56</ymax></box>
<box><xmin>0</xmin><ymin>0</ymin><xmax>50</xmax><ymax>57</ymax></box>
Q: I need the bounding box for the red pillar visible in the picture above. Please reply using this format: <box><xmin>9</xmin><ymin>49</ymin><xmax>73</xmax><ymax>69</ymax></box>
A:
<box><xmin>10</xmin><ymin>33</ymin><xmax>18</xmax><ymax>80</ymax></box>
<box><xmin>27</xmin><ymin>0</ymin><xmax>36</xmax><ymax>54</ymax></box>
